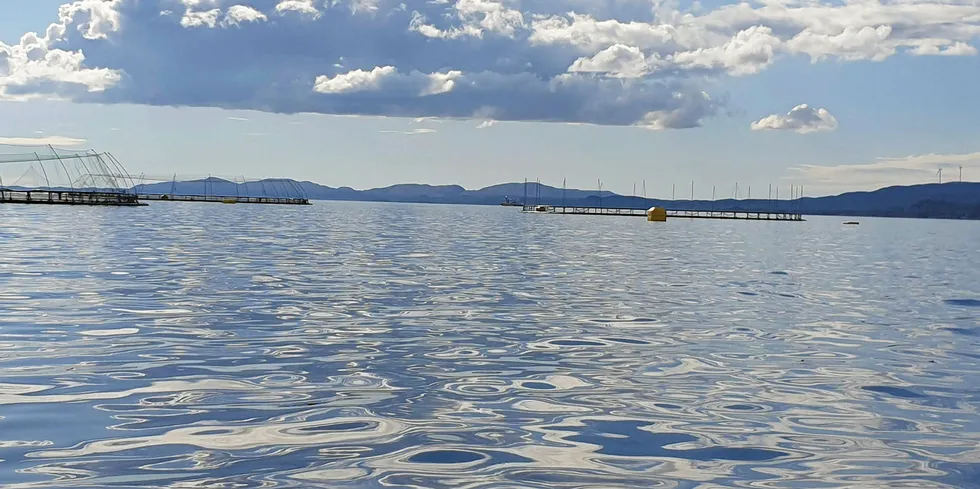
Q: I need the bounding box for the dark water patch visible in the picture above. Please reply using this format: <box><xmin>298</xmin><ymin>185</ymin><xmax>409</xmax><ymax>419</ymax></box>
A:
<box><xmin>931</xmin><ymin>461</ymin><xmax>980</xmax><ymax>489</ymax></box>
<box><xmin>769</xmin><ymin>271</ymin><xmax>789</xmax><ymax>275</ymax></box>
<box><xmin>408</xmin><ymin>449</ymin><xmax>485</xmax><ymax>464</ymax></box>
<box><xmin>562</xmin><ymin>420</ymin><xmax>787</xmax><ymax>461</ymax></box>
<box><xmin>944</xmin><ymin>299</ymin><xmax>980</xmax><ymax>307</ymax></box>
<box><xmin>600</xmin><ymin>337</ymin><xmax>650</xmax><ymax>345</ymax></box>
<box><xmin>550</xmin><ymin>339</ymin><xmax>607</xmax><ymax>347</ymax></box>
<box><xmin>724</xmin><ymin>404</ymin><xmax>766</xmax><ymax>412</ymax></box>
<box><xmin>862</xmin><ymin>385</ymin><xmax>926</xmax><ymax>399</ymax></box>
<box><xmin>943</xmin><ymin>327</ymin><xmax>980</xmax><ymax>336</ymax></box>
<box><xmin>521</xmin><ymin>382</ymin><xmax>556</xmax><ymax>390</ymax></box>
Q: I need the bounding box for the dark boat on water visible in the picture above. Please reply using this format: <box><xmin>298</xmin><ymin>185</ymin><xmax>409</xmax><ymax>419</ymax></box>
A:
<box><xmin>500</xmin><ymin>197</ymin><xmax>522</xmax><ymax>206</ymax></box>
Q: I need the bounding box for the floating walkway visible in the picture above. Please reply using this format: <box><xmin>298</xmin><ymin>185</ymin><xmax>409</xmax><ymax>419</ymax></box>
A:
<box><xmin>523</xmin><ymin>205</ymin><xmax>803</xmax><ymax>221</ymax></box>
<box><xmin>1</xmin><ymin>188</ymin><xmax>145</xmax><ymax>206</ymax></box>
<box><xmin>138</xmin><ymin>194</ymin><xmax>311</xmax><ymax>205</ymax></box>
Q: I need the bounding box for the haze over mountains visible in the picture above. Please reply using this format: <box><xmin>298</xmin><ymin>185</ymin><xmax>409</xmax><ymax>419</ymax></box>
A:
<box><xmin>133</xmin><ymin>179</ymin><xmax>980</xmax><ymax>220</ymax></box>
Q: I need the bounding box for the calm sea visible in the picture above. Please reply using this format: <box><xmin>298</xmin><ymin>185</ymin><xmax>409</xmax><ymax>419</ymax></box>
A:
<box><xmin>1</xmin><ymin>201</ymin><xmax>979</xmax><ymax>488</ymax></box>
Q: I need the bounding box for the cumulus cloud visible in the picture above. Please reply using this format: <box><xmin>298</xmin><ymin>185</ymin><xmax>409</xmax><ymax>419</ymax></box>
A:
<box><xmin>0</xmin><ymin>135</ymin><xmax>88</xmax><ymax>146</ymax></box>
<box><xmin>751</xmin><ymin>104</ymin><xmax>839</xmax><ymax>133</ymax></box>
<box><xmin>275</xmin><ymin>0</ymin><xmax>320</xmax><ymax>18</ymax></box>
<box><xmin>313</xmin><ymin>66</ymin><xmax>462</xmax><ymax>96</ymax></box>
<box><xmin>223</xmin><ymin>5</ymin><xmax>268</xmax><ymax>27</ymax></box>
<box><xmin>790</xmin><ymin>151</ymin><xmax>979</xmax><ymax>192</ymax></box>
<box><xmin>0</xmin><ymin>1</ymin><xmax>122</xmax><ymax>100</ymax></box>
<box><xmin>2</xmin><ymin>0</ymin><xmax>979</xmax><ymax>128</ymax></box>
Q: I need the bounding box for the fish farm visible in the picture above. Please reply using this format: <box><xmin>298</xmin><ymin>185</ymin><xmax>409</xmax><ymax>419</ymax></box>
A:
<box><xmin>523</xmin><ymin>205</ymin><xmax>804</xmax><ymax>221</ymax></box>
<box><xmin>1</xmin><ymin>145</ymin><xmax>311</xmax><ymax>207</ymax></box>
<box><xmin>0</xmin><ymin>145</ymin><xmax>143</xmax><ymax>206</ymax></box>
<box><xmin>516</xmin><ymin>179</ymin><xmax>806</xmax><ymax>222</ymax></box>
<box><xmin>133</xmin><ymin>175</ymin><xmax>311</xmax><ymax>205</ymax></box>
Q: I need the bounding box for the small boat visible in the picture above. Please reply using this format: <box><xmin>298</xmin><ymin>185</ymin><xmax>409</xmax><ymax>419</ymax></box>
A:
<box><xmin>500</xmin><ymin>197</ymin><xmax>522</xmax><ymax>206</ymax></box>
<box><xmin>844</xmin><ymin>221</ymin><xmax>859</xmax><ymax>225</ymax></box>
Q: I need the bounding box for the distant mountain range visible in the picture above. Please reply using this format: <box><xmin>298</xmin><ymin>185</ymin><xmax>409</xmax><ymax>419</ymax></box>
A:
<box><xmin>131</xmin><ymin>178</ymin><xmax>980</xmax><ymax>220</ymax></box>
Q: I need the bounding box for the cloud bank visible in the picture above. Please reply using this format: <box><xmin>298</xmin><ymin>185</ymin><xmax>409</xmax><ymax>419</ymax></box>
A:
<box><xmin>1</xmin><ymin>0</ymin><xmax>979</xmax><ymax>128</ymax></box>
<box><xmin>751</xmin><ymin>104</ymin><xmax>839</xmax><ymax>133</ymax></box>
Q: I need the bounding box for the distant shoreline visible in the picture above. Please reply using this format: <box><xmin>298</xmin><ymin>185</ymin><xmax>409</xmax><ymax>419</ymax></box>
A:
<box><xmin>130</xmin><ymin>179</ymin><xmax>980</xmax><ymax>220</ymax></box>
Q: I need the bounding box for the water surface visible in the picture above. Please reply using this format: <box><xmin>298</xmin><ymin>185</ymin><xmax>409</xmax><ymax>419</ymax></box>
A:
<box><xmin>1</xmin><ymin>202</ymin><xmax>978</xmax><ymax>488</ymax></box>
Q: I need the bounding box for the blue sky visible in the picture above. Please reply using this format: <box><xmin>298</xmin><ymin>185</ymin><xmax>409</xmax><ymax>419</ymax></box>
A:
<box><xmin>1</xmin><ymin>0</ymin><xmax>978</xmax><ymax>196</ymax></box>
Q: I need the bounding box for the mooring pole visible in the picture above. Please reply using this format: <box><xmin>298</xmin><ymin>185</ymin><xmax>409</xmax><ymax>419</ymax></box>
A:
<box><xmin>562</xmin><ymin>178</ymin><xmax>566</xmax><ymax>208</ymax></box>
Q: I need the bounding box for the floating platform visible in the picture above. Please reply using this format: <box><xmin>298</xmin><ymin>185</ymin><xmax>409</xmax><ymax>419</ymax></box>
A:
<box><xmin>523</xmin><ymin>205</ymin><xmax>803</xmax><ymax>221</ymax></box>
<box><xmin>1</xmin><ymin>188</ymin><xmax>145</xmax><ymax>206</ymax></box>
<box><xmin>138</xmin><ymin>194</ymin><xmax>312</xmax><ymax>205</ymax></box>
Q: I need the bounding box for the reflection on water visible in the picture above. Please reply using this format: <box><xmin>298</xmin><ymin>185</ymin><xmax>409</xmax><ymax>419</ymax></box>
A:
<box><xmin>1</xmin><ymin>202</ymin><xmax>979</xmax><ymax>488</ymax></box>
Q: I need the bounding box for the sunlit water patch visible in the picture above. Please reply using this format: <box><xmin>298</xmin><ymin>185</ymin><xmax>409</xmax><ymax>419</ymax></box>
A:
<box><xmin>0</xmin><ymin>202</ymin><xmax>979</xmax><ymax>488</ymax></box>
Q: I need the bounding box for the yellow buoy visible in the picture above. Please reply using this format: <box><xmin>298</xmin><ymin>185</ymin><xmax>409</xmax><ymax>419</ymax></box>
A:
<box><xmin>646</xmin><ymin>206</ymin><xmax>667</xmax><ymax>222</ymax></box>
<box><xmin>222</xmin><ymin>198</ymin><xmax>237</xmax><ymax>204</ymax></box>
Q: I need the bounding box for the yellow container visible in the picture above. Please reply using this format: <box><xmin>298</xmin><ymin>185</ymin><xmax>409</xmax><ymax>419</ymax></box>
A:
<box><xmin>646</xmin><ymin>207</ymin><xmax>667</xmax><ymax>222</ymax></box>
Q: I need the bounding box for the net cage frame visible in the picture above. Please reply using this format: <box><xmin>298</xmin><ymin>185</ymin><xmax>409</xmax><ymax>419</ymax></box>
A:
<box><xmin>0</xmin><ymin>145</ymin><xmax>138</xmax><ymax>191</ymax></box>
<box><xmin>130</xmin><ymin>174</ymin><xmax>310</xmax><ymax>200</ymax></box>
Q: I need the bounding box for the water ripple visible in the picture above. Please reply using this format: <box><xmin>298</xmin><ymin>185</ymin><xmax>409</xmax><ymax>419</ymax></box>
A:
<box><xmin>0</xmin><ymin>203</ymin><xmax>979</xmax><ymax>487</ymax></box>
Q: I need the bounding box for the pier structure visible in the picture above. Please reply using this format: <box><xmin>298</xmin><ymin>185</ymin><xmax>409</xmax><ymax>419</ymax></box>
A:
<box><xmin>1</xmin><ymin>145</ymin><xmax>142</xmax><ymax>206</ymax></box>
<box><xmin>522</xmin><ymin>205</ymin><xmax>803</xmax><ymax>221</ymax></box>
<box><xmin>1</xmin><ymin>188</ymin><xmax>143</xmax><ymax>206</ymax></box>
<box><xmin>138</xmin><ymin>193</ymin><xmax>310</xmax><ymax>205</ymax></box>
<box><xmin>517</xmin><ymin>178</ymin><xmax>807</xmax><ymax>222</ymax></box>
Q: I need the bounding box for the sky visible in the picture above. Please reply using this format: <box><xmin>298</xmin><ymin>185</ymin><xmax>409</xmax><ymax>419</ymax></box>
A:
<box><xmin>1</xmin><ymin>0</ymin><xmax>979</xmax><ymax>197</ymax></box>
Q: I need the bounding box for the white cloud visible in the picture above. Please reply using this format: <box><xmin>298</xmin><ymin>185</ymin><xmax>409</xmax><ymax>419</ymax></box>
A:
<box><xmin>0</xmin><ymin>34</ymin><xmax>121</xmax><ymax>100</ymax></box>
<box><xmin>181</xmin><ymin>8</ymin><xmax>221</xmax><ymax>27</ymax></box>
<box><xmin>671</xmin><ymin>26</ymin><xmax>781</xmax><ymax>76</ymax></box>
<box><xmin>786</xmin><ymin>26</ymin><xmax>896</xmax><ymax>62</ymax></box>
<box><xmin>751</xmin><ymin>104</ymin><xmax>838</xmax><ymax>134</ymax></box>
<box><xmin>409</xmin><ymin>0</ymin><xmax>524</xmax><ymax>39</ymax></box>
<box><xmin>790</xmin><ymin>151</ymin><xmax>979</xmax><ymax>192</ymax></box>
<box><xmin>0</xmin><ymin>135</ymin><xmax>87</xmax><ymax>146</ymax></box>
<box><xmin>56</xmin><ymin>0</ymin><xmax>124</xmax><ymax>40</ymax></box>
<box><xmin>313</xmin><ymin>66</ymin><xmax>396</xmax><ymax>93</ymax></box>
<box><xmin>476</xmin><ymin>119</ymin><xmax>496</xmax><ymax>128</ymax></box>
<box><xmin>223</xmin><ymin>5</ymin><xmax>268</xmax><ymax>26</ymax></box>
<box><xmin>313</xmin><ymin>66</ymin><xmax>463</xmax><ymax>96</ymax></box>
<box><xmin>909</xmin><ymin>40</ymin><xmax>978</xmax><ymax>56</ymax></box>
<box><xmin>276</xmin><ymin>0</ymin><xmax>320</xmax><ymax>18</ymax></box>
<box><xmin>569</xmin><ymin>44</ymin><xmax>651</xmax><ymax>78</ymax></box>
